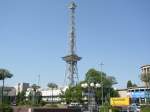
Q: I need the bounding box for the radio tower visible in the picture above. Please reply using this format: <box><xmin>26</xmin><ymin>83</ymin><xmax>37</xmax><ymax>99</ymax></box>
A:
<box><xmin>62</xmin><ymin>1</ymin><xmax>81</xmax><ymax>87</ymax></box>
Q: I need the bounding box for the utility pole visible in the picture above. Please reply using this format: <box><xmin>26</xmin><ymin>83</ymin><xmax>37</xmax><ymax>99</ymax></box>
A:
<box><xmin>100</xmin><ymin>62</ymin><xmax>104</xmax><ymax>106</ymax></box>
<box><xmin>37</xmin><ymin>74</ymin><xmax>40</xmax><ymax>87</ymax></box>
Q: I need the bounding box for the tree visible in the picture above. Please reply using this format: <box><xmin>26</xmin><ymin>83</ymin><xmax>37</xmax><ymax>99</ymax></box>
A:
<box><xmin>16</xmin><ymin>91</ymin><xmax>26</xmax><ymax>105</ymax></box>
<box><xmin>127</xmin><ymin>80</ymin><xmax>133</xmax><ymax>88</ymax></box>
<box><xmin>62</xmin><ymin>84</ymin><xmax>82</xmax><ymax>104</ymax></box>
<box><xmin>141</xmin><ymin>73</ymin><xmax>150</xmax><ymax>87</ymax></box>
<box><xmin>132</xmin><ymin>83</ymin><xmax>137</xmax><ymax>87</ymax></box>
<box><xmin>85</xmin><ymin>68</ymin><xmax>118</xmax><ymax>104</ymax></box>
<box><xmin>31</xmin><ymin>84</ymin><xmax>40</xmax><ymax>92</ymax></box>
<box><xmin>0</xmin><ymin>69</ymin><xmax>13</xmax><ymax>105</ymax></box>
<box><xmin>47</xmin><ymin>83</ymin><xmax>58</xmax><ymax>104</ymax></box>
<box><xmin>31</xmin><ymin>84</ymin><xmax>40</xmax><ymax>105</ymax></box>
<box><xmin>62</xmin><ymin>69</ymin><xmax>118</xmax><ymax>105</ymax></box>
<box><xmin>47</xmin><ymin>83</ymin><xmax>58</xmax><ymax>89</ymax></box>
<box><xmin>85</xmin><ymin>69</ymin><xmax>117</xmax><ymax>87</ymax></box>
<box><xmin>127</xmin><ymin>80</ymin><xmax>137</xmax><ymax>88</ymax></box>
<box><xmin>35</xmin><ymin>91</ymin><xmax>42</xmax><ymax>105</ymax></box>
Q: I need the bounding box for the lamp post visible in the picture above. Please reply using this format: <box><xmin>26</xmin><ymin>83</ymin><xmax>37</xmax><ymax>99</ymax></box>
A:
<box><xmin>81</xmin><ymin>82</ymin><xmax>101</xmax><ymax>112</ymax></box>
<box><xmin>100</xmin><ymin>62</ymin><xmax>104</xmax><ymax>106</ymax></box>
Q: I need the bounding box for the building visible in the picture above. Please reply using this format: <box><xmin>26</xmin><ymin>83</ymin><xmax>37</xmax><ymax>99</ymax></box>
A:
<box><xmin>0</xmin><ymin>86</ymin><xmax>16</xmax><ymax>103</ymax></box>
<box><xmin>41</xmin><ymin>86</ymin><xmax>68</xmax><ymax>103</ymax></box>
<box><xmin>141</xmin><ymin>65</ymin><xmax>150</xmax><ymax>74</ymax></box>
<box><xmin>15</xmin><ymin>83</ymin><xmax>29</xmax><ymax>95</ymax></box>
<box><xmin>41</xmin><ymin>88</ymin><xmax>62</xmax><ymax>103</ymax></box>
<box><xmin>117</xmin><ymin>86</ymin><xmax>150</xmax><ymax>104</ymax></box>
<box><xmin>141</xmin><ymin>65</ymin><xmax>150</xmax><ymax>87</ymax></box>
<box><xmin>127</xmin><ymin>87</ymin><xmax>150</xmax><ymax>104</ymax></box>
<box><xmin>117</xmin><ymin>88</ymin><xmax>128</xmax><ymax>97</ymax></box>
<box><xmin>26</xmin><ymin>86</ymin><xmax>68</xmax><ymax>103</ymax></box>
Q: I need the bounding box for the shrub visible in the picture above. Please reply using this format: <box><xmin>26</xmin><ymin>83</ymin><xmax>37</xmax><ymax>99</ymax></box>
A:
<box><xmin>99</xmin><ymin>105</ymin><xmax>109</xmax><ymax>112</ymax></box>
<box><xmin>111</xmin><ymin>107</ymin><xmax>120</xmax><ymax>112</ymax></box>
<box><xmin>0</xmin><ymin>105</ymin><xmax>13</xmax><ymax>112</ymax></box>
<box><xmin>39</xmin><ymin>100</ymin><xmax>46</xmax><ymax>106</ymax></box>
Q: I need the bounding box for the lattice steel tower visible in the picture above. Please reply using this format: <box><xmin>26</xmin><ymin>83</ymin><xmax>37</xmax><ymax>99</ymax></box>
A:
<box><xmin>62</xmin><ymin>1</ymin><xmax>81</xmax><ymax>86</ymax></box>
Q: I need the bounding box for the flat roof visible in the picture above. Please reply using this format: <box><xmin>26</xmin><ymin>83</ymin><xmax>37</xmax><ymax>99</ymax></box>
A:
<box><xmin>141</xmin><ymin>64</ymin><xmax>150</xmax><ymax>68</ymax></box>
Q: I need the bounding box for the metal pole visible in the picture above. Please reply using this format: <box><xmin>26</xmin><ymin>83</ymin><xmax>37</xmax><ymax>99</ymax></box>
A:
<box><xmin>88</xmin><ymin>86</ymin><xmax>92</xmax><ymax>112</ymax></box>
<box><xmin>88</xmin><ymin>82</ymin><xmax>91</xmax><ymax>112</ymax></box>
<box><xmin>100</xmin><ymin>63</ymin><xmax>104</xmax><ymax>106</ymax></box>
<box><xmin>37</xmin><ymin>75</ymin><xmax>40</xmax><ymax>87</ymax></box>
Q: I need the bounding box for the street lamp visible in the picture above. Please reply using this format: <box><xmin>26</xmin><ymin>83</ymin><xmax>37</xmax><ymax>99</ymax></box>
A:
<box><xmin>81</xmin><ymin>82</ymin><xmax>101</xmax><ymax>112</ymax></box>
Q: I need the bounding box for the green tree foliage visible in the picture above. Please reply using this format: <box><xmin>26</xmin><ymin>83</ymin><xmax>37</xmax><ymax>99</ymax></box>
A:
<box><xmin>36</xmin><ymin>91</ymin><xmax>42</xmax><ymax>104</ymax></box>
<box><xmin>0</xmin><ymin>104</ymin><xmax>13</xmax><ymax>112</ymax></box>
<box><xmin>132</xmin><ymin>83</ymin><xmax>137</xmax><ymax>88</ymax></box>
<box><xmin>16</xmin><ymin>84</ymin><xmax>42</xmax><ymax>106</ymax></box>
<box><xmin>16</xmin><ymin>91</ymin><xmax>26</xmax><ymax>105</ymax></box>
<box><xmin>85</xmin><ymin>69</ymin><xmax>118</xmax><ymax>104</ymax></box>
<box><xmin>31</xmin><ymin>84</ymin><xmax>41</xmax><ymax>105</ymax></box>
<box><xmin>47</xmin><ymin>83</ymin><xmax>58</xmax><ymax>104</ymax></box>
<box><xmin>141</xmin><ymin>73</ymin><xmax>150</xmax><ymax>87</ymax></box>
<box><xmin>85</xmin><ymin>69</ymin><xmax>117</xmax><ymax>87</ymax></box>
<box><xmin>0</xmin><ymin>69</ymin><xmax>13</xmax><ymax>105</ymax></box>
<box><xmin>62</xmin><ymin>84</ymin><xmax>82</xmax><ymax>104</ymax></box>
<box><xmin>47</xmin><ymin>83</ymin><xmax>58</xmax><ymax>89</ymax></box>
<box><xmin>127</xmin><ymin>80</ymin><xmax>133</xmax><ymax>88</ymax></box>
<box><xmin>127</xmin><ymin>80</ymin><xmax>137</xmax><ymax>88</ymax></box>
<box><xmin>31</xmin><ymin>84</ymin><xmax>40</xmax><ymax>92</ymax></box>
<box><xmin>62</xmin><ymin>68</ymin><xmax>118</xmax><ymax>105</ymax></box>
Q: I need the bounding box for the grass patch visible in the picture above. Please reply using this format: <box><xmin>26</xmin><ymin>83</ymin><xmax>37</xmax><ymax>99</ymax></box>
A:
<box><xmin>141</xmin><ymin>105</ymin><xmax>150</xmax><ymax>112</ymax></box>
<box><xmin>0</xmin><ymin>104</ymin><xmax>13</xmax><ymax>112</ymax></box>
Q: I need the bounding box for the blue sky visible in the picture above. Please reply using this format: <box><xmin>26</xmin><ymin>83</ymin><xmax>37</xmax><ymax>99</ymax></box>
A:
<box><xmin>0</xmin><ymin>0</ymin><xmax>150</xmax><ymax>89</ymax></box>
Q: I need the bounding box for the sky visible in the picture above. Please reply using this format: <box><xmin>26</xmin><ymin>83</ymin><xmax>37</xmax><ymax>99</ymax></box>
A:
<box><xmin>0</xmin><ymin>0</ymin><xmax>150</xmax><ymax>89</ymax></box>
